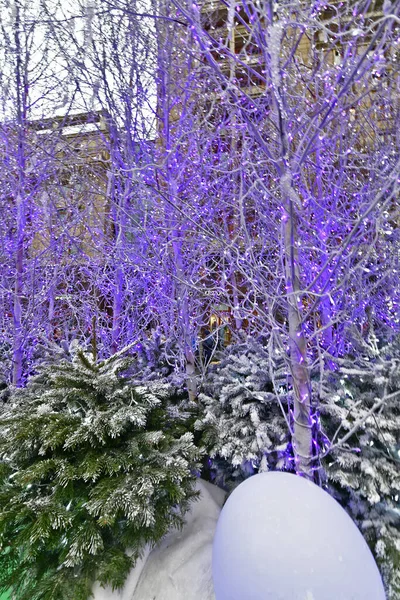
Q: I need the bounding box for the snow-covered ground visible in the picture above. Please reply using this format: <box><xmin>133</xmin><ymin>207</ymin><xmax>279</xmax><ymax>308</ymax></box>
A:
<box><xmin>92</xmin><ymin>479</ymin><xmax>225</xmax><ymax>600</ymax></box>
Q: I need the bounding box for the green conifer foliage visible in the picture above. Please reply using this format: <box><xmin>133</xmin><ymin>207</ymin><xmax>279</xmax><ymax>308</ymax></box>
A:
<box><xmin>0</xmin><ymin>344</ymin><xmax>201</xmax><ymax>600</ymax></box>
<box><xmin>196</xmin><ymin>339</ymin><xmax>291</xmax><ymax>488</ymax></box>
<box><xmin>321</xmin><ymin>335</ymin><xmax>400</xmax><ymax>599</ymax></box>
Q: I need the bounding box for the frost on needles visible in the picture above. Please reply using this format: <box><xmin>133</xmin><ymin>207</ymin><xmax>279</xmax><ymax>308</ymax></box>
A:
<box><xmin>0</xmin><ymin>343</ymin><xmax>202</xmax><ymax>600</ymax></box>
<box><xmin>197</xmin><ymin>338</ymin><xmax>291</xmax><ymax>488</ymax></box>
<box><xmin>320</xmin><ymin>334</ymin><xmax>400</xmax><ymax>598</ymax></box>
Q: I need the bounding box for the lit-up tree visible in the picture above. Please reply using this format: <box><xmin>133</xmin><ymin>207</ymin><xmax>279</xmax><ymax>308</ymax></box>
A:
<box><xmin>47</xmin><ymin>0</ymin><xmax>235</xmax><ymax>395</ymax></box>
<box><xmin>0</xmin><ymin>0</ymin><xmax>78</xmax><ymax>385</ymax></box>
<box><xmin>43</xmin><ymin>0</ymin><xmax>158</xmax><ymax>354</ymax></box>
<box><xmin>168</xmin><ymin>0</ymin><xmax>400</xmax><ymax>477</ymax></box>
<box><xmin>0</xmin><ymin>0</ymin><xmax>120</xmax><ymax>383</ymax></box>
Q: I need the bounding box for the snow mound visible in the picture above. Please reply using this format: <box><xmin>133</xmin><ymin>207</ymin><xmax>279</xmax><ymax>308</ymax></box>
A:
<box><xmin>93</xmin><ymin>479</ymin><xmax>225</xmax><ymax>600</ymax></box>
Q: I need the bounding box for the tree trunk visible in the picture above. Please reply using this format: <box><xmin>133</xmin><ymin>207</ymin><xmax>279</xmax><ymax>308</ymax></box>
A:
<box><xmin>111</xmin><ymin>265</ymin><xmax>124</xmax><ymax>353</ymax></box>
<box><xmin>12</xmin><ymin>213</ymin><xmax>24</xmax><ymax>386</ymax></box>
<box><xmin>282</xmin><ymin>173</ymin><xmax>314</xmax><ymax>479</ymax></box>
<box><xmin>12</xmin><ymin>2</ymin><xmax>26</xmax><ymax>387</ymax></box>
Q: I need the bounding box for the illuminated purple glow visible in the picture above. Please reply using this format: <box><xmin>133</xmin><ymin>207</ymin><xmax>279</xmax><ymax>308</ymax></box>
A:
<box><xmin>0</xmin><ymin>0</ymin><xmax>398</xmax><ymax>477</ymax></box>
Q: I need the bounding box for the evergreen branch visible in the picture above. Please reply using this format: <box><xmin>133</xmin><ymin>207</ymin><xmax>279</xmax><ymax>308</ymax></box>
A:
<box><xmin>323</xmin><ymin>390</ymin><xmax>400</xmax><ymax>457</ymax></box>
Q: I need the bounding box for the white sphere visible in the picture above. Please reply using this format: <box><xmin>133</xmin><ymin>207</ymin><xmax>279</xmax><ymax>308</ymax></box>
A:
<box><xmin>212</xmin><ymin>472</ymin><xmax>385</xmax><ymax>600</ymax></box>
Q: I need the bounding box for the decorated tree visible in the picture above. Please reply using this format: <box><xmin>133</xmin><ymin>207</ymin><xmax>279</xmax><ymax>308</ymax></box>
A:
<box><xmin>0</xmin><ymin>0</ymin><xmax>56</xmax><ymax>385</ymax></box>
<box><xmin>44</xmin><ymin>0</ymin><xmax>159</xmax><ymax>354</ymax></box>
<box><xmin>0</xmin><ymin>343</ymin><xmax>201</xmax><ymax>600</ymax></box>
<box><xmin>0</xmin><ymin>0</ymin><xmax>112</xmax><ymax>383</ymax></box>
<box><xmin>166</xmin><ymin>0</ymin><xmax>400</xmax><ymax>478</ymax></box>
<box><xmin>43</xmin><ymin>0</ymin><xmax>225</xmax><ymax>396</ymax></box>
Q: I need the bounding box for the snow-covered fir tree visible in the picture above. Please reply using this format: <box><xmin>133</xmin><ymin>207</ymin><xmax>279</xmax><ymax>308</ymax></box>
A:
<box><xmin>196</xmin><ymin>332</ymin><xmax>399</xmax><ymax>595</ymax></box>
<box><xmin>0</xmin><ymin>343</ymin><xmax>202</xmax><ymax>600</ymax></box>
<box><xmin>320</xmin><ymin>334</ymin><xmax>400</xmax><ymax>599</ymax></box>
<box><xmin>128</xmin><ymin>332</ymin><xmax>186</xmax><ymax>387</ymax></box>
<box><xmin>196</xmin><ymin>338</ymin><xmax>292</xmax><ymax>488</ymax></box>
